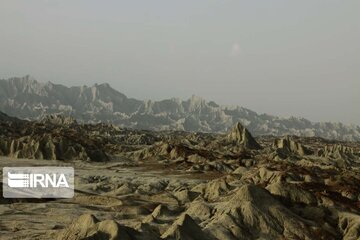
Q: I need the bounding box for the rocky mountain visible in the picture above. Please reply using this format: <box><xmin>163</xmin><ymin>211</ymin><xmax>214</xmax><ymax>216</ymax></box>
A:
<box><xmin>1</xmin><ymin>75</ymin><xmax>359</xmax><ymax>141</ymax></box>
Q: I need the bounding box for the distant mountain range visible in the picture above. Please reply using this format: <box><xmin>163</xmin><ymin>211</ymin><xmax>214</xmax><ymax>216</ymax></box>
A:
<box><xmin>0</xmin><ymin>75</ymin><xmax>359</xmax><ymax>141</ymax></box>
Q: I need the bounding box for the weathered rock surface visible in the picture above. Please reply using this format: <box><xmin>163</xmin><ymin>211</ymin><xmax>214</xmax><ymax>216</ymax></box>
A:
<box><xmin>0</xmin><ymin>117</ymin><xmax>109</xmax><ymax>161</ymax></box>
<box><xmin>338</xmin><ymin>212</ymin><xmax>360</xmax><ymax>240</ymax></box>
<box><xmin>226</xmin><ymin>122</ymin><xmax>261</xmax><ymax>149</ymax></box>
<box><xmin>57</xmin><ymin>214</ymin><xmax>135</xmax><ymax>240</ymax></box>
<box><xmin>161</xmin><ymin>214</ymin><xmax>213</xmax><ymax>240</ymax></box>
<box><xmin>272</xmin><ymin>135</ymin><xmax>312</xmax><ymax>158</ymax></box>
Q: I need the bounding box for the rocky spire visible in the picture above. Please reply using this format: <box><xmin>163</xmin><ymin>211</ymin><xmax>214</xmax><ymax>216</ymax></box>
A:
<box><xmin>227</xmin><ymin>122</ymin><xmax>261</xmax><ymax>149</ymax></box>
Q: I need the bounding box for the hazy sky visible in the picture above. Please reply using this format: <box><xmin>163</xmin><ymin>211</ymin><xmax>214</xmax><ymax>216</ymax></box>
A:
<box><xmin>0</xmin><ymin>1</ymin><xmax>359</xmax><ymax>124</ymax></box>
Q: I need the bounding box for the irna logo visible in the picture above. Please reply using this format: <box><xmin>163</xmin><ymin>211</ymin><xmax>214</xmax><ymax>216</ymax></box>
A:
<box><xmin>3</xmin><ymin>167</ymin><xmax>74</xmax><ymax>198</ymax></box>
<box><xmin>7</xmin><ymin>172</ymin><xmax>69</xmax><ymax>188</ymax></box>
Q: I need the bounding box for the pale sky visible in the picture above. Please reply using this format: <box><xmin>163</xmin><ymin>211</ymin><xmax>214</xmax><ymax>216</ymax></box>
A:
<box><xmin>0</xmin><ymin>1</ymin><xmax>359</xmax><ymax>124</ymax></box>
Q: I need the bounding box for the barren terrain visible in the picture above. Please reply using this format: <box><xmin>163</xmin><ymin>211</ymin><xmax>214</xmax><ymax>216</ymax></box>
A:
<box><xmin>0</xmin><ymin>114</ymin><xmax>359</xmax><ymax>240</ymax></box>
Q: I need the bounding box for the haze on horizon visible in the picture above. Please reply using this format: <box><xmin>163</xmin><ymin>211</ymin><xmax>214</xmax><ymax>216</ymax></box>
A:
<box><xmin>0</xmin><ymin>1</ymin><xmax>359</xmax><ymax>124</ymax></box>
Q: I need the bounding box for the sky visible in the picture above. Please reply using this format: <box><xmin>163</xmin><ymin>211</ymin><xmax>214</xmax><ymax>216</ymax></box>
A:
<box><xmin>0</xmin><ymin>0</ymin><xmax>359</xmax><ymax>124</ymax></box>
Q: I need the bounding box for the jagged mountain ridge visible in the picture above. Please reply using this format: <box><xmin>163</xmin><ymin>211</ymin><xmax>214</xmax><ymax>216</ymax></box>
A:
<box><xmin>0</xmin><ymin>75</ymin><xmax>359</xmax><ymax>141</ymax></box>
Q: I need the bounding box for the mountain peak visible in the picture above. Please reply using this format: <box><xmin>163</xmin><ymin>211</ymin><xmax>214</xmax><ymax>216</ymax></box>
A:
<box><xmin>227</xmin><ymin>122</ymin><xmax>261</xmax><ymax>149</ymax></box>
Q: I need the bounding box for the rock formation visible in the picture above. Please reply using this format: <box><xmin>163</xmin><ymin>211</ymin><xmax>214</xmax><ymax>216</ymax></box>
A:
<box><xmin>322</xmin><ymin>144</ymin><xmax>357</xmax><ymax>159</ymax></box>
<box><xmin>272</xmin><ymin>135</ymin><xmax>312</xmax><ymax>157</ymax></box>
<box><xmin>57</xmin><ymin>214</ymin><xmax>135</xmax><ymax>240</ymax></box>
<box><xmin>161</xmin><ymin>214</ymin><xmax>213</xmax><ymax>240</ymax></box>
<box><xmin>0</xmin><ymin>76</ymin><xmax>359</xmax><ymax>141</ymax></box>
<box><xmin>0</xmin><ymin>114</ymin><xmax>109</xmax><ymax>161</ymax></box>
<box><xmin>226</xmin><ymin>122</ymin><xmax>261</xmax><ymax>149</ymax></box>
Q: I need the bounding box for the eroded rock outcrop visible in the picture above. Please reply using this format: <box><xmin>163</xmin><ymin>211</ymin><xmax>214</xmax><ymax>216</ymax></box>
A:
<box><xmin>0</xmin><ymin>117</ymin><xmax>109</xmax><ymax>161</ymax></box>
<box><xmin>226</xmin><ymin>122</ymin><xmax>261</xmax><ymax>149</ymax></box>
<box><xmin>338</xmin><ymin>212</ymin><xmax>360</xmax><ymax>240</ymax></box>
<box><xmin>2</xmin><ymin>135</ymin><xmax>108</xmax><ymax>161</ymax></box>
<box><xmin>322</xmin><ymin>144</ymin><xmax>358</xmax><ymax>159</ymax></box>
<box><xmin>273</xmin><ymin>135</ymin><xmax>312</xmax><ymax>157</ymax></box>
<box><xmin>58</xmin><ymin>214</ymin><xmax>135</xmax><ymax>240</ymax></box>
<box><xmin>203</xmin><ymin>184</ymin><xmax>321</xmax><ymax>240</ymax></box>
<box><xmin>161</xmin><ymin>214</ymin><xmax>213</xmax><ymax>240</ymax></box>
